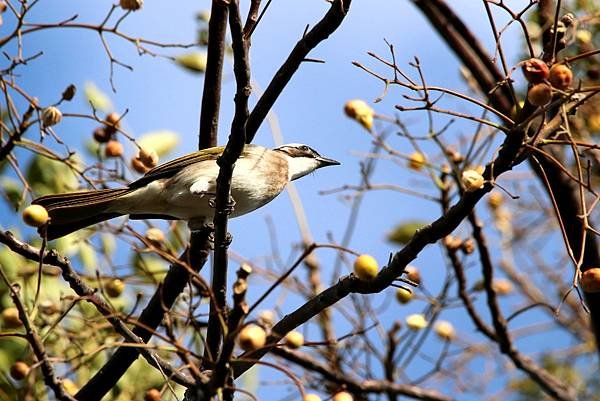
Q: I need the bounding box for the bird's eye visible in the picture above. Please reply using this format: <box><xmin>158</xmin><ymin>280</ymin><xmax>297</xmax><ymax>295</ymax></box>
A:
<box><xmin>300</xmin><ymin>145</ymin><xmax>310</xmax><ymax>152</ymax></box>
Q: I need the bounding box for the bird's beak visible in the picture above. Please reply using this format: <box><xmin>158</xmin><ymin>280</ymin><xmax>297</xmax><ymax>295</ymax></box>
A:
<box><xmin>317</xmin><ymin>156</ymin><xmax>340</xmax><ymax>167</ymax></box>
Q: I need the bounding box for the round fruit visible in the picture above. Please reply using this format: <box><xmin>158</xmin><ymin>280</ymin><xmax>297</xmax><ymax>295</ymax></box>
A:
<box><xmin>406</xmin><ymin>314</ymin><xmax>428</xmax><ymax>330</ymax></box>
<box><xmin>145</xmin><ymin>228</ymin><xmax>165</xmax><ymax>245</ymax></box>
<box><xmin>144</xmin><ymin>388</ymin><xmax>162</xmax><ymax>401</ymax></box>
<box><xmin>10</xmin><ymin>361</ymin><xmax>30</xmax><ymax>381</ymax></box>
<box><xmin>549</xmin><ymin>64</ymin><xmax>573</xmax><ymax>90</ymax></box>
<box><xmin>41</xmin><ymin>106</ymin><xmax>62</xmax><ymax>127</ymax></box>
<box><xmin>2</xmin><ymin>308</ymin><xmax>23</xmax><ymax>329</ymax></box>
<box><xmin>105</xmin><ymin>140</ymin><xmax>124</xmax><ymax>158</ymax></box>
<box><xmin>238</xmin><ymin>324</ymin><xmax>267</xmax><ymax>351</ymax></box>
<box><xmin>492</xmin><ymin>279</ymin><xmax>513</xmax><ymax>295</ymax></box>
<box><xmin>22</xmin><ymin>204</ymin><xmax>49</xmax><ymax>227</ymax></box>
<box><xmin>138</xmin><ymin>147</ymin><xmax>159</xmax><ymax>168</ymax></box>
<box><xmin>521</xmin><ymin>58</ymin><xmax>549</xmax><ymax>83</ymax></box>
<box><xmin>131</xmin><ymin>157</ymin><xmax>149</xmax><ymax>174</ymax></box>
<box><xmin>461</xmin><ymin>238</ymin><xmax>475</xmax><ymax>255</ymax></box>
<box><xmin>303</xmin><ymin>394</ymin><xmax>322</xmax><ymax>401</ymax></box>
<box><xmin>443</xmin><ymin>235</ymin><xmax>462</xmax><ymax>252</ymax></box>
<box><xmin>581</xmin><ymin>268</ymin><xmax>600</xmax><ymax>293</ymax></box>
<box><xmin>258</xmin><ymin>310</ymin><xmax>275</xmax><ymax>328</ymax></box>
<box><xmin>487</xmin><ymin>192</ymin><xmax>503</xmax><ymax>209</ymax></box>
<box><xmin>284</xmin><ymin>330</ymin><xmax>304</xmax><ymax>349</ymax></box>
<box><xmin>333</xmin><ymin>391</ymin><xmax>353</xmax><ymax>401</ymax></box>
<box><xmin>408</xmin><ymin>152</ymin><xmax>426</xmax><ymax>171</ymax></box>
<box><xmin>120</xmin><ymin>0</ymin><xmax>143</xmax><ymax>11</ymax></box>
<box><xmin>395</xmin><ymin>287</ymin><xmax>413</xmax><ymax>304</ymax></box>
<box><xmin>405</xmin><ymin>265</ymin><xmax>421</xmax><ymax>285</ymax></box>
<box><xmin>353</xmin><ymin>254</ymin><xmax>379</xmax><ymax>281</ymax></box>
<box><xmin>104</xmin><ymin>112</ymin><xmax>120</xmax><ymax>128</ymax></box>
<box><xmin>343</xmin><ymin>99</ymin><xmax>374</xmax><ymax>130</ymax></box>
<box><xmin>434</xmin><ymin>320</ymin><xmax>456</xmax><ymax>341</ymax></box>
<box><xmin>344</xmin><ymin>99</ymin><xmax>369</xmax><ymax>118</ymax></box>
<box><xmin>527</xmin><ymin>83</ymin><xmax>552</xmax><ymax>106</ymax></box>
<box><xmin>461</xmin><ymin>169</ymin><xmax>485</xmax><ymax>192</ymax></box>
<box><xmin>105</xmin><ymin>279</ymin><xmax>125</xmax><ymax>298</ymax></box>
<box><xmin>93</xmin><ymin>127</ymin><xmax>111</xmax><ymax>143</ymax></box>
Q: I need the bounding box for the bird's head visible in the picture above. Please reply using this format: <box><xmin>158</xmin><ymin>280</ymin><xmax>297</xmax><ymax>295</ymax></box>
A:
<box><xmin>274</xmin><ymin>143</ymin><xmax>340</xmax><ymax>181</ymax></box>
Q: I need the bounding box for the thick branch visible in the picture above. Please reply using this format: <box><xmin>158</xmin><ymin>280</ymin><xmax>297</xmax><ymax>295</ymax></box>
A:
<box><xmin>198</xmin><ymin>1</ymin><xmax>229</xmax><ymax>150</ymax></box>
<box><xmin>204</xmin><ymin>0</ymin><xmax>251</xmax><ymax>366</ymax></box>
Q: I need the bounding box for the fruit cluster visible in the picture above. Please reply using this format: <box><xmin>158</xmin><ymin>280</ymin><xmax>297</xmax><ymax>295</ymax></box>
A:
<box><xmin>522</xmin><ymin>58</ymin><xmax>574</xmax><ymax>107</ymax></box>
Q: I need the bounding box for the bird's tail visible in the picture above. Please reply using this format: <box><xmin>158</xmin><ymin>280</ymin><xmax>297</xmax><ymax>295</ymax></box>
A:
<box><xmin>32</xmin><ymin>188</ymin><xmax>132</xmax><ymax>240</ymax></box>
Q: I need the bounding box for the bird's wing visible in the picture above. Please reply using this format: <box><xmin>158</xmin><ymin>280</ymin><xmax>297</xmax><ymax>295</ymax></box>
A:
<box><xmin>129</xmin><ymin>146</ymin><xmax>225</xmax><ymax>189</ymax></box>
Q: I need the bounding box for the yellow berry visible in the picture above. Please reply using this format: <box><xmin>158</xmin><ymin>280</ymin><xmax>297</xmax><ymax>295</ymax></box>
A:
<box><xmin>10</xmin><ymin>361</ymin><xmax>30</xmax><ymax>381</ymax></box>
<box><xmin>2</xmin><ymin>308</ymin><xmax>23</xmax><ymax>328</ymax></box>
<box><xmin>105</xmin><ymin>279</ymin><xmax>125</xmax><ymax>298</ymax></box>
<box><xmin>238</xmin><ymin>324</ymin><xmax>267</xmax><ymax>351</ymax></box>
<box><xmin>395</xmin><ymin>287</ymin><xmax>413</xmax><ymax>304</ymax></box>
<box><xmin>22</xmin><ymin>204</ymin><xmax>49</xmax><ymax>227</ymax></box>
<box><xmin>303</xmin><ymin>394</ymin><xmax>322</xmax><ymax>401</ymax></box>
<box><xmin>461</xmin><ymin>169</ymin><xmax>484</xmax><ymax>192</ymax></box>
<box><xmin>434</xmin><ymin>320</ymin><xmax>456</xmax><ymax>341</ymax></box>
<box><xmin>284</xmin><ymin>330</ymin><xmax>304</xmax><ymax>349</ymax></box>
<box><xmin>408</xmin><ymin>152</ymin><xmax>426</xmax><ymax>171</ymax></box>
<box><xmin>145</xmin><ymin>227</ymin><xmax>165</xmax><ymax>245</ymax></box>
<box><xmin>353</xmin><ymin>254</ymin><xmax>379</xmax><ymax>281</ymax></box>
<box><xmin>492</xmin><ymin>279</ymin><xmax>513</xmax><ymax>295</ymax></box>
<box><xmin>487</xmin><ymin>192</ymin><xmax>503</xmax><ymax>209</ymax></box>
<box><xmin>333</xmin><ymin>392</ymin><xmax>353</xmax><ymax>401</ymax></box>
<box><xmin>344</xmin><ymin>99</ymin><xmax>374</xmax><ymax>130</ymax></box>
<box><xmin>443</xmin><ymin>235</ymin><xmax>463</xmax><ymax>251</ymax></box>
<box><xmin>257</xmin><ymin>310</ymin><xmax>275</xmax><ymax>328</ymax></box>
<box><xmin>406</xmin><ymin>314</ymin><xmax>428</xmax><ymax>330</ymax></box>
<box><xmin>41</xmin><ymin>106</ymin><xmax>62</xmax><ymax>127</ymax></box>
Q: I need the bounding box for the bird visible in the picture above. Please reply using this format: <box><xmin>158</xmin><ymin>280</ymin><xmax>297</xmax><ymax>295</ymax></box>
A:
<box><xmin>32</xmin><ymin>143</ymin><xmax>340</xmax><ymax>240</ymax></box>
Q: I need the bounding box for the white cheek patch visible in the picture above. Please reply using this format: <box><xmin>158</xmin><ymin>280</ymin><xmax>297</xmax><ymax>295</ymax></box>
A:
<box><xmin>289</xmin><ymin>157</ymin><xmax>320</xmax><ymax>180</ymax></box>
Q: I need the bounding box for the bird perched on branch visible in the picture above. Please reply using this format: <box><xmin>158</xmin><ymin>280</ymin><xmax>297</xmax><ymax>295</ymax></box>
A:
<box><xmin>32</xmin><ymin>143</ymin><xmax>339</xmax><ymax>240</ymax></box>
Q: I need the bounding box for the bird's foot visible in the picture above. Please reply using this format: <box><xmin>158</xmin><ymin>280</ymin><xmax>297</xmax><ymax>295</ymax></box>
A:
<box><xmin>208</xmin><ymin>196</ymin><xmax>236</xmax><ymax>216</ymax></box>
